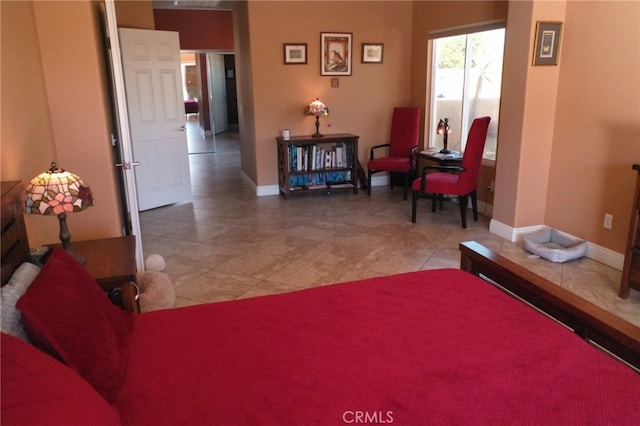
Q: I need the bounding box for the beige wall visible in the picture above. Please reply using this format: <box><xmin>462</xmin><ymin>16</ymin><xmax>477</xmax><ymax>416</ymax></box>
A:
<box><xmin>114</xmin><ymin>0</ymin><xmax>155</xmax><ymax>29</ymax></box>
<box><xmin>1</xmin><ymin>0</ymin><xmax>122</xmax><ymax>248</ymax></box>
<box><xmin>246</xmin><ymin>1</ymin><xmax>415</xmax><ymax>187</ymax></box>
<box><xmin>493</xmin><ymin>0</ymin><xmax>563</xmax><ymax>229</ymax></box>
<box><xmin>493</xmin><ymin>0</ymin><xmax>640</xmax><ymax>253</ymax></box>
<box><xmin>227</xmin><ymin>1</ymin><xmax>258</xmax><ymax>185</ymax></box>
<box><xmin>1</xmin><ymin>1</ymin><xmax>56</xmax><ymax>181</ymax></box>
<box><xmin>546</xmin><ymin>0</ymin><xmax>639</xmax><ymax>252</ymax></box>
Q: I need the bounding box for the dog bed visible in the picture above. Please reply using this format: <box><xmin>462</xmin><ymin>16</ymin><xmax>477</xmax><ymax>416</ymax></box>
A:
<box><xmin>523</xmin><ymin>228</ymin><xmax>587</xmax><ymax>263</ymax></box>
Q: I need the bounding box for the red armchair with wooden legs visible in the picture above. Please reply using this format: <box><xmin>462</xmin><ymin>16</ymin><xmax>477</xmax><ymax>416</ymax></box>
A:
<box><xmin>367</xmin><ymin>107</ymin><xmax>421</xmax><ymax>200</ymax></box>
<box><xmin>411</xmin><ymin>116</ymin><xmax>491</xmax><ymax>228</ymax></box>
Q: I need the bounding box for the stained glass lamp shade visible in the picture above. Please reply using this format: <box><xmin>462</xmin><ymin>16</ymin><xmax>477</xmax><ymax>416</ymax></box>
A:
<box><xmin>304</xmin><ymin>98</ymin><xmax>329</xmax><ymax>137</ymax></box>
<box><xmin>24</xmin><ymin>162</ymin><xmax>94</xmax><ymax>263</ymax></box>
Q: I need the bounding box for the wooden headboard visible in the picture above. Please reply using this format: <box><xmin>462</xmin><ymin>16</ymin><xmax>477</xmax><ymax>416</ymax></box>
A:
<box><xmin>1</xmin><ymin>181</ymin><xmax>31</xmax><ymax>286</ymax></box>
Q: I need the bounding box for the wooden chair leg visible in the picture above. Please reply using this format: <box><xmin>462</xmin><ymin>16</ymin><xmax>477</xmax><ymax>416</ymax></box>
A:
<box><xmin>470</xmin><ymin>190</ymin><xmax>478</xmax><ymax>221</ymax></box>
<box><xmin>390</xmin><ymin>172</ymin><xmax>395</xmax><ymax>189</ymax></box>
<box><xmin>367</xmin><ymin>170</ymin><xmax>372</xmax><ymax>196</ymax></box>
<box><xmin>459</xmin><ymin>195</ymin><xmax>468</xmax><ymax>228</ymax></box>
<box><xmin>411</xmin><ymin>191</ymin><xmax>418</xmax><ymax>223</ymax></box>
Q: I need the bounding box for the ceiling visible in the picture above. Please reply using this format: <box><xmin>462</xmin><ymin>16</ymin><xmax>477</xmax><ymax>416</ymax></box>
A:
<box><xmin>152</xmin><ymin>0</ymin><xmax>223</xmax><ymax>10</ymax></box>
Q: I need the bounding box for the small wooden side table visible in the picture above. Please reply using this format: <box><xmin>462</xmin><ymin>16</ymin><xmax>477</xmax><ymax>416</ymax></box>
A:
<box><xmin>417</xmin><ymin>150</ymin><xmax>463</xmax><ymax>169</ymax></box>
<box><xmin>416</xmin><ymin>150</ymin><xmax>464</xmax><ymax>209</ymax></box>
<box><xmin>51</xmin><ymin>236</ymin><xmax>139</xmax><ymax>313</ymax></box>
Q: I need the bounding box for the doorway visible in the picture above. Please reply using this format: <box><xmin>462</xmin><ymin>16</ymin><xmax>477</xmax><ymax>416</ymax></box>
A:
<box><xmin>104</xmin><ymin>1</ymin><xmax>240</xmax><ymax>268</ymax></box>
<box><xmin>182</xmin><ymin>52</ymin><xmax>238</xmax><ymax>155</ymax></box>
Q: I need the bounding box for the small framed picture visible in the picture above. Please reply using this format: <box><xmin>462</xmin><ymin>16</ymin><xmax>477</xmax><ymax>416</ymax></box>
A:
<box><xmin>533</xmin><ymin>22</ymin><xmax>562</xmax><ymax>66</ymax></box>
<box><xmin>283</xmin><ymin>43</ymin><xmax>307</xmax><ymax>65</ymax></box>
<box><xmin>361</xmin><ymin>43</ymin><xmax>383</xmax><ymax>64</ymax></box>
<box><xmin>321</xmin><ymin>32</ymin><xmax>352</xmax><ymax>76</ymax></box>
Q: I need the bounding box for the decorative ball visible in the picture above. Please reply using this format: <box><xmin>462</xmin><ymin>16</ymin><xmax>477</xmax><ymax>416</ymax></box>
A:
<box><xmin>144</xmin><ymin>254</ymin><xmax>166</xmax><ymax>272</ymax></box>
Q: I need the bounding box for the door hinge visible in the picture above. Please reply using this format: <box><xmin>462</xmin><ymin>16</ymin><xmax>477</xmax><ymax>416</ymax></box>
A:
<box><xmin>115</xmin><ymin>161</ymin><xmax>141</xmax><ymax>170</ymax></box>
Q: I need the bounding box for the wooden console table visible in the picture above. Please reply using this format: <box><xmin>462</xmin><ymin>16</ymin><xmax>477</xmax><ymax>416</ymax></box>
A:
<box><xmin>418</xmin><ymin>149</ymin><xmax>463</xmax><ymax>168</ymax></box>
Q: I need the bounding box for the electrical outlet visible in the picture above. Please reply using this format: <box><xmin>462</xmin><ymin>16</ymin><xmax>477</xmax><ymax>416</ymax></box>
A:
<box><xmin>604</xmin><ymin>213</ymin><xmax>613</xmax><ymax>229</ymax></box>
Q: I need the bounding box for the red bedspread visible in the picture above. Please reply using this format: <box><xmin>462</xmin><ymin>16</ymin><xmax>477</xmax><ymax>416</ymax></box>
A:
<box><xmin>117</xmin><ymin>269</ymin><xmax>640</xmax><ymax>425</ymax></box>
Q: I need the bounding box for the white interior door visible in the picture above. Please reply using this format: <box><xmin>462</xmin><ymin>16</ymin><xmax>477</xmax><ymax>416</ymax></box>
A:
<box><xmin>119</xmin><ymin>28</ymin><xmax>192</xmax><ymax>211</ymax></box>
<box><xmin>103</xmin><ymin>1</ymin><xmax>144</xmax><ymax>270</ymax></box>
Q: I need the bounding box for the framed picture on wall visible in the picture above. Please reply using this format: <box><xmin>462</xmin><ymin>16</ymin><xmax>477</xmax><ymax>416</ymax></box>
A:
<box><xmin>321</xmin><ymin>32</ymin><xmax>352</xmax><ymax>75</ymax></box>
<box><xmin>283</xmin><ymin>43</ymin><xmax>307</xmax><ymax>64</ymax></box>
<box><xmin>533</xmin><ymin>21</ymin><xmax>562</xmax><ymax>65</ymax></box>
<box><xmin>361</xmin><ymin>43</ymin><xmax>383</xmax><ymax>63</ymax></box>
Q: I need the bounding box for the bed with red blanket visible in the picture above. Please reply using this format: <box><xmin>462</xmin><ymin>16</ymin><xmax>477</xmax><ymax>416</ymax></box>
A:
<box><xmin>1</xmin><ymin>180</ymin><xmax>639</xmax><ymax>425</ymax></box>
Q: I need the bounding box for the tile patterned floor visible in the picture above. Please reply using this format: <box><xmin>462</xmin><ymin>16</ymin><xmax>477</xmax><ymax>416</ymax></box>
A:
<box><xmin>140</xmin><ymin>120</ymin><xmax>640</xmax><ymax>327</ymax></box>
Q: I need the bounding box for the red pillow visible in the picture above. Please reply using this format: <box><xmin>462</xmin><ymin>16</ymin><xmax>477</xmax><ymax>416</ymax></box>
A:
<box><xmin>16</xmin><ymin>247</ymin><xmax>134</xmax><ymax>404</ymax></box>
<box><xmin>1</xmin><ymin>332</ymin><xmax>120</xmax><ymax>425</ymax></box>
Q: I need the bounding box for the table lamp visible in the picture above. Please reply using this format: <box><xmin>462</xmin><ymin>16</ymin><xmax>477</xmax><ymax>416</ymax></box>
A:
<box><xmin>437</xmin><ymin>118</ymin><xmax>451</xmax><ymax>154</ymax></box>
<box><xmin>304</xmin><ymin>98</ymin><xmax>329</xmax><ymax>137</ymax></box>
<box><xmin>24</xmin><ymin>162</ymin><xmax>94</xmax><ymax>263</ymax></box>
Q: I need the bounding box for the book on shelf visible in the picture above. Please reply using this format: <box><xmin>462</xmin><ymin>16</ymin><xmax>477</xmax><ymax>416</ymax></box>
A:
<box><xmin>287</xmin><ymin>141</ymin><xmax>355</xmax><ymax>173</ymax></box>
<box><xmin>289</xmin><ymin>171</ymin><xmax>354</xmax><ymax>189</ymax></box>
<box><xmin>328</xmin><ymin>183</ymin><xmax>354</xmax><ymax>189</ymax></box>
<box><xmin>311</xmin><ymin>145</ymin><xmax>317</xmax><ymax>170</ymax></box>
<box><xmin>307</xmin><ymin>183</ymin><xmax>328</xmax><ymax>190</ymax></box>
<box><xmin>296</xmin><ymin>146</ymin><xmax>303</xmax><ymax>171</ymax></box>
<box><xmin>336</xmin><ymin>146</ymin><xmax>344</xmax><ymax>167</ymax></box>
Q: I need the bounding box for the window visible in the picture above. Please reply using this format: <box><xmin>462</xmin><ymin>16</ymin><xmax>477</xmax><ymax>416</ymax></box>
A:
<box><xmin>429</xmin><ymin>27</ymin><xmax>505</xmax><ymax>161</ymax></box>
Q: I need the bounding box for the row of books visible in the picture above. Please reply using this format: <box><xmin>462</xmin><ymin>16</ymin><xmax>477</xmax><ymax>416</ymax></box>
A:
<box><xmin>289</xmin><ymin>171</ymin><xmax>354</xmax><ymax>191</ymax></box>
<box><xmin>288</xmin><ymin>143</ymin><xmax>354</xmax><ymax>172</ymax></box>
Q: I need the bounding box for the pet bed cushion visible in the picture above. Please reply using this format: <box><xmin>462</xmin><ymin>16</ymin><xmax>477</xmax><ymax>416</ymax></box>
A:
<box><xmin>523</xmin><ymin>228</ymin><xmax>587</xmax><ymax>263</ymax></box>
<box><xmin>16</xmin><ymin>247</ymin><xmax>134</xmax><ymax>404</ymax></box>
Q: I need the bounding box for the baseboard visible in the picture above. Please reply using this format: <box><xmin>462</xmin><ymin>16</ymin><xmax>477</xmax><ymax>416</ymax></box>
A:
<box><xmin>586</xmin><ymin>242</ymin><xmax>625</xmax><ymax>271</ymax></box>
<box><xmin>245</xmin><ymin>172</ymin><xmax>279</xmax><ymax>196</ymax></box>
<box><xmin>370</xmin><ymin>175</ymin><xmax>389</xmax><ymax>187</ymax></box>
<box><xmin>489</xmin><ymin>220</ymin><xmax>544</xmax><ymax>242</ymax></box>
<box><xmin>488</xmin><ymin>219</ymin><xmax>624</xmax><ymax>271</ymax></box>
<box><xmin>257</xmin><ymin>184</ymin><xmax>279</xmax><ymax>196</ymax></box>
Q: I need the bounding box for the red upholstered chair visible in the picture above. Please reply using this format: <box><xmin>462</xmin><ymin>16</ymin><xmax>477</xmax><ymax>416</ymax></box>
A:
<box><xmin>411</xmin><ymin>116</ymin><xmax>491</xmax><ymax>228</ymax></box>
<box><xmin>367</xmin><ymin>107</ymin><xmax>421</xmax><ymax>200</ymax></box>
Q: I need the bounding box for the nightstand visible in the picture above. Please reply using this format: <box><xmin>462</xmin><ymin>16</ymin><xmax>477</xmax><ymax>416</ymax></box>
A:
<box><xmin>50</xmin><ymin>236</ymin><xmax>139</xmax><ymax>313</ymax></box>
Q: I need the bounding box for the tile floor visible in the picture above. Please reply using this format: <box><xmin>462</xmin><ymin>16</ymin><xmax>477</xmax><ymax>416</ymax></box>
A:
<box><xmin>139</xmin><ymin>118</ymin><xmax>639</xmax><ymax>327</ymax></box>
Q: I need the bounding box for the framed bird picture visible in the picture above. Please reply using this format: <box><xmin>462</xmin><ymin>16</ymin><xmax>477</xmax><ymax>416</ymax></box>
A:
<box><xmin>321</xmin><ymin>32</ymin><xmax>352</xmax><ymax>76</ymax></box>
